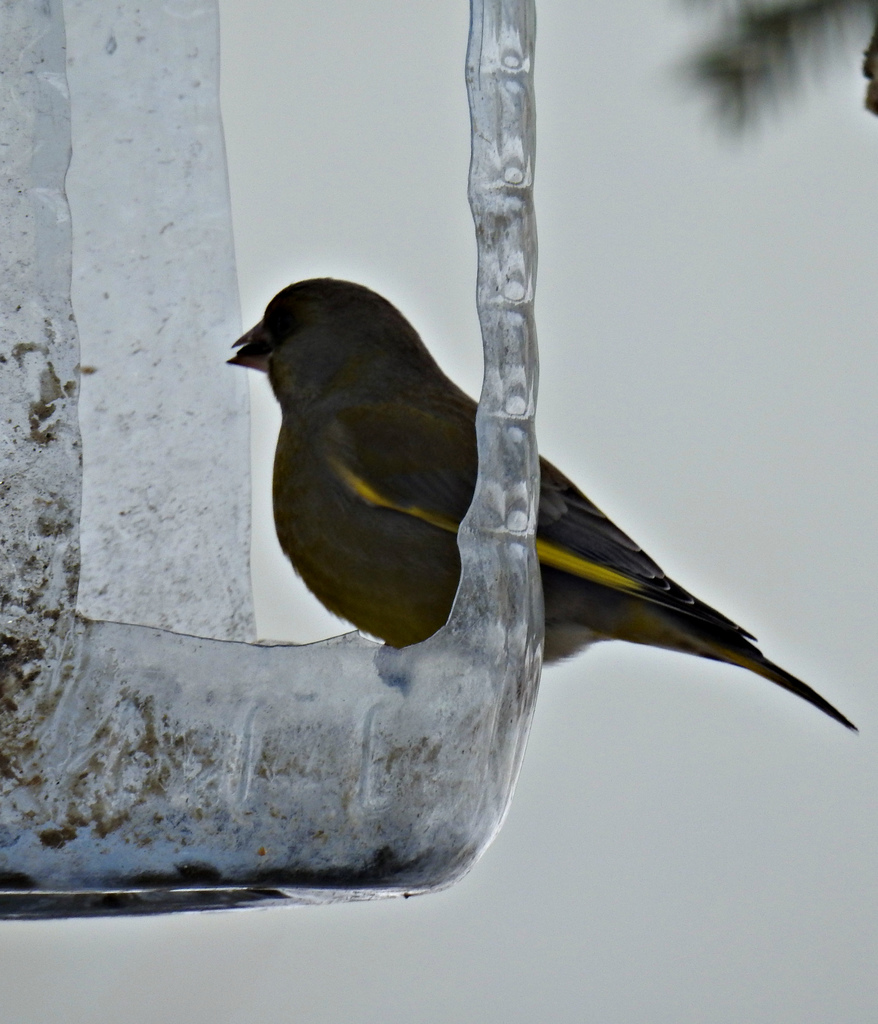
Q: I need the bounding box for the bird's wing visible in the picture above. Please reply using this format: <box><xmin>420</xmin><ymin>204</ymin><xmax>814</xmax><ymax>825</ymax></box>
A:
<box><xmin>536</xmin><ymin>458</ymin><xmax>753</xmax><ymax>637</ymax></box>
<box><xmin>327</xmin><ymin>402</ymin><xmax>751</xmax><ymax>637</ymax></box>
<box><xmin>326</xmin><ymin>400</ymin><xmax>480</xmax><ymax>531</ymax></box>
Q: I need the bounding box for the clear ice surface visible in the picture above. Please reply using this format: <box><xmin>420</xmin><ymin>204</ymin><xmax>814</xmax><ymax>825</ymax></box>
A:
<box><xmin>0</xmin><ymin>0</ymin><xmax>541</xmax><ymax>917</ymax></box>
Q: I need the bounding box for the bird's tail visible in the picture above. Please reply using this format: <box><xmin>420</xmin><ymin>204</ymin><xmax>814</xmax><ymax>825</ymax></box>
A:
<box><xmin>710</xmin><ymin>645</ymin><xmax>857</xmax><ymax>732</ymax></box>
<box><xmin>620</xmin><ymin>599</ymin><xmax>857</xmax><ymax>731</ymax></box>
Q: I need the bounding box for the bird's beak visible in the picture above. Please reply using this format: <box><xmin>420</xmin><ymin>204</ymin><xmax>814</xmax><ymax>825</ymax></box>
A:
<box><xmin>228</xmin><ymin>320</ymin><xmax>272</xmax><ymax>372</ymax></box>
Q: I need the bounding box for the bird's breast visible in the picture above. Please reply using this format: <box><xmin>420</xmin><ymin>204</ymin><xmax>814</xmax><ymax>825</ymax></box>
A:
<box><xmin>272</xmin><ymin>426</ymin><xmax>462</xmax><ymax>648</ymax></box>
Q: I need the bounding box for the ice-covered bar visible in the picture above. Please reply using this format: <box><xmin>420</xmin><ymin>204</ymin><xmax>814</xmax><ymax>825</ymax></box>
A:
<box><xmin>0</xmin><ymin>0</ymin><xmax>541</xmax><ymax>916</ymax></box>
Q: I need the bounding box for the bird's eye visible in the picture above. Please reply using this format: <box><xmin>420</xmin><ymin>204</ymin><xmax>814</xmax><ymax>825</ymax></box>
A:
<box><xmin>266</xmin><ymin>304</ymin><xmax>299</xmax><ymax>339</ymax></box>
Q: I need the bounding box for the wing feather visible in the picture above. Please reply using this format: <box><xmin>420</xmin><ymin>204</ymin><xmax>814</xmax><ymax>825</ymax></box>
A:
<box><xmin>326</xmin><ymin>401</ymin><xmax>753</xmax><ymax>639</ymax></box>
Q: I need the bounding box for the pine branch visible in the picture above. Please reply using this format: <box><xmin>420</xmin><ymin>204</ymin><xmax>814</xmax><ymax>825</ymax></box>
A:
<box><xmin>682</xmin><ymin>0</ymin><xmax>878</xmax><ymax>127</ymax></box>
<box><xmin>864</xmin><ymin>18</ymin><xmax>878</xmax><ymax>111</ymax></box>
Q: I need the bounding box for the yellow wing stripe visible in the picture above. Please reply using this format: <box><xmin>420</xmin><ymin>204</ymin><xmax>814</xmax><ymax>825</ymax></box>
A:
<box><xmin>535</xmin><ymin>537</ymin><xmax>649</xmax><ymax>595</ymax></box>
<box><xmin>333</xmin><ymin>460</ymin><xmax>651</xmax><ymax>597</ymax></box>
<box><xmin>333</xmin><ymin>461</ymin><xmax>460</xmax><ymax>533</ymax></box>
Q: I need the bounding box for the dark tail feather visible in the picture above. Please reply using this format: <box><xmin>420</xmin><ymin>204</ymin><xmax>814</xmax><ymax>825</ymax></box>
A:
<box><xmin>717</xmin><ymin>647</ymin><xmax>857</xmax><ymax>732</ymax></box>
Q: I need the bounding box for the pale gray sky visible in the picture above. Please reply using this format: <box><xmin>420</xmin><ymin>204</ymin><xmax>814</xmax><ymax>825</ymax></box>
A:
<box><xmin>5</xmin><ymin>1</ymin><xmax>878</xmax><ymax>1021</ymax></box>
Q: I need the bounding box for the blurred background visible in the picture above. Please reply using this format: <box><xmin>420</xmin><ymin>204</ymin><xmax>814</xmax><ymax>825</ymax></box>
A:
<box><xmin>4</xmin><ymin>0</ymin><xmax>877</xmax><ymax>1020</ymax></box>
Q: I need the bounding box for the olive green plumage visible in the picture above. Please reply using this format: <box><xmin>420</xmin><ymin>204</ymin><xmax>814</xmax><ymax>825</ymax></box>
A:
<box><xmin>229</xmin><ymin>278</ymin><xmax>854</xmax><ymax>731</ymax></box>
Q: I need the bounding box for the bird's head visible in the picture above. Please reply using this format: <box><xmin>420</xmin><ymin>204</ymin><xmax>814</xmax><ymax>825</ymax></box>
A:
<box><xmin>229</xmin><ymin>278</ymin><xmax>439</xmax><ymax>411</ymax></box>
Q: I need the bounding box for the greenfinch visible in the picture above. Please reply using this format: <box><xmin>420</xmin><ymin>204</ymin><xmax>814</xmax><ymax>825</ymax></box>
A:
<box><xmin>229</xmin><ymin>278</ymin><xmax>854</xmax><ymax>731</ymax></box>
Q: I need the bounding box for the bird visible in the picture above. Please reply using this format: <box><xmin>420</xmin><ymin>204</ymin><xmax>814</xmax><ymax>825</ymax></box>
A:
<box><xmin>229</xmin><ymin>278</ymin><xmax>855</xmax><ymax>731</ymax></box>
